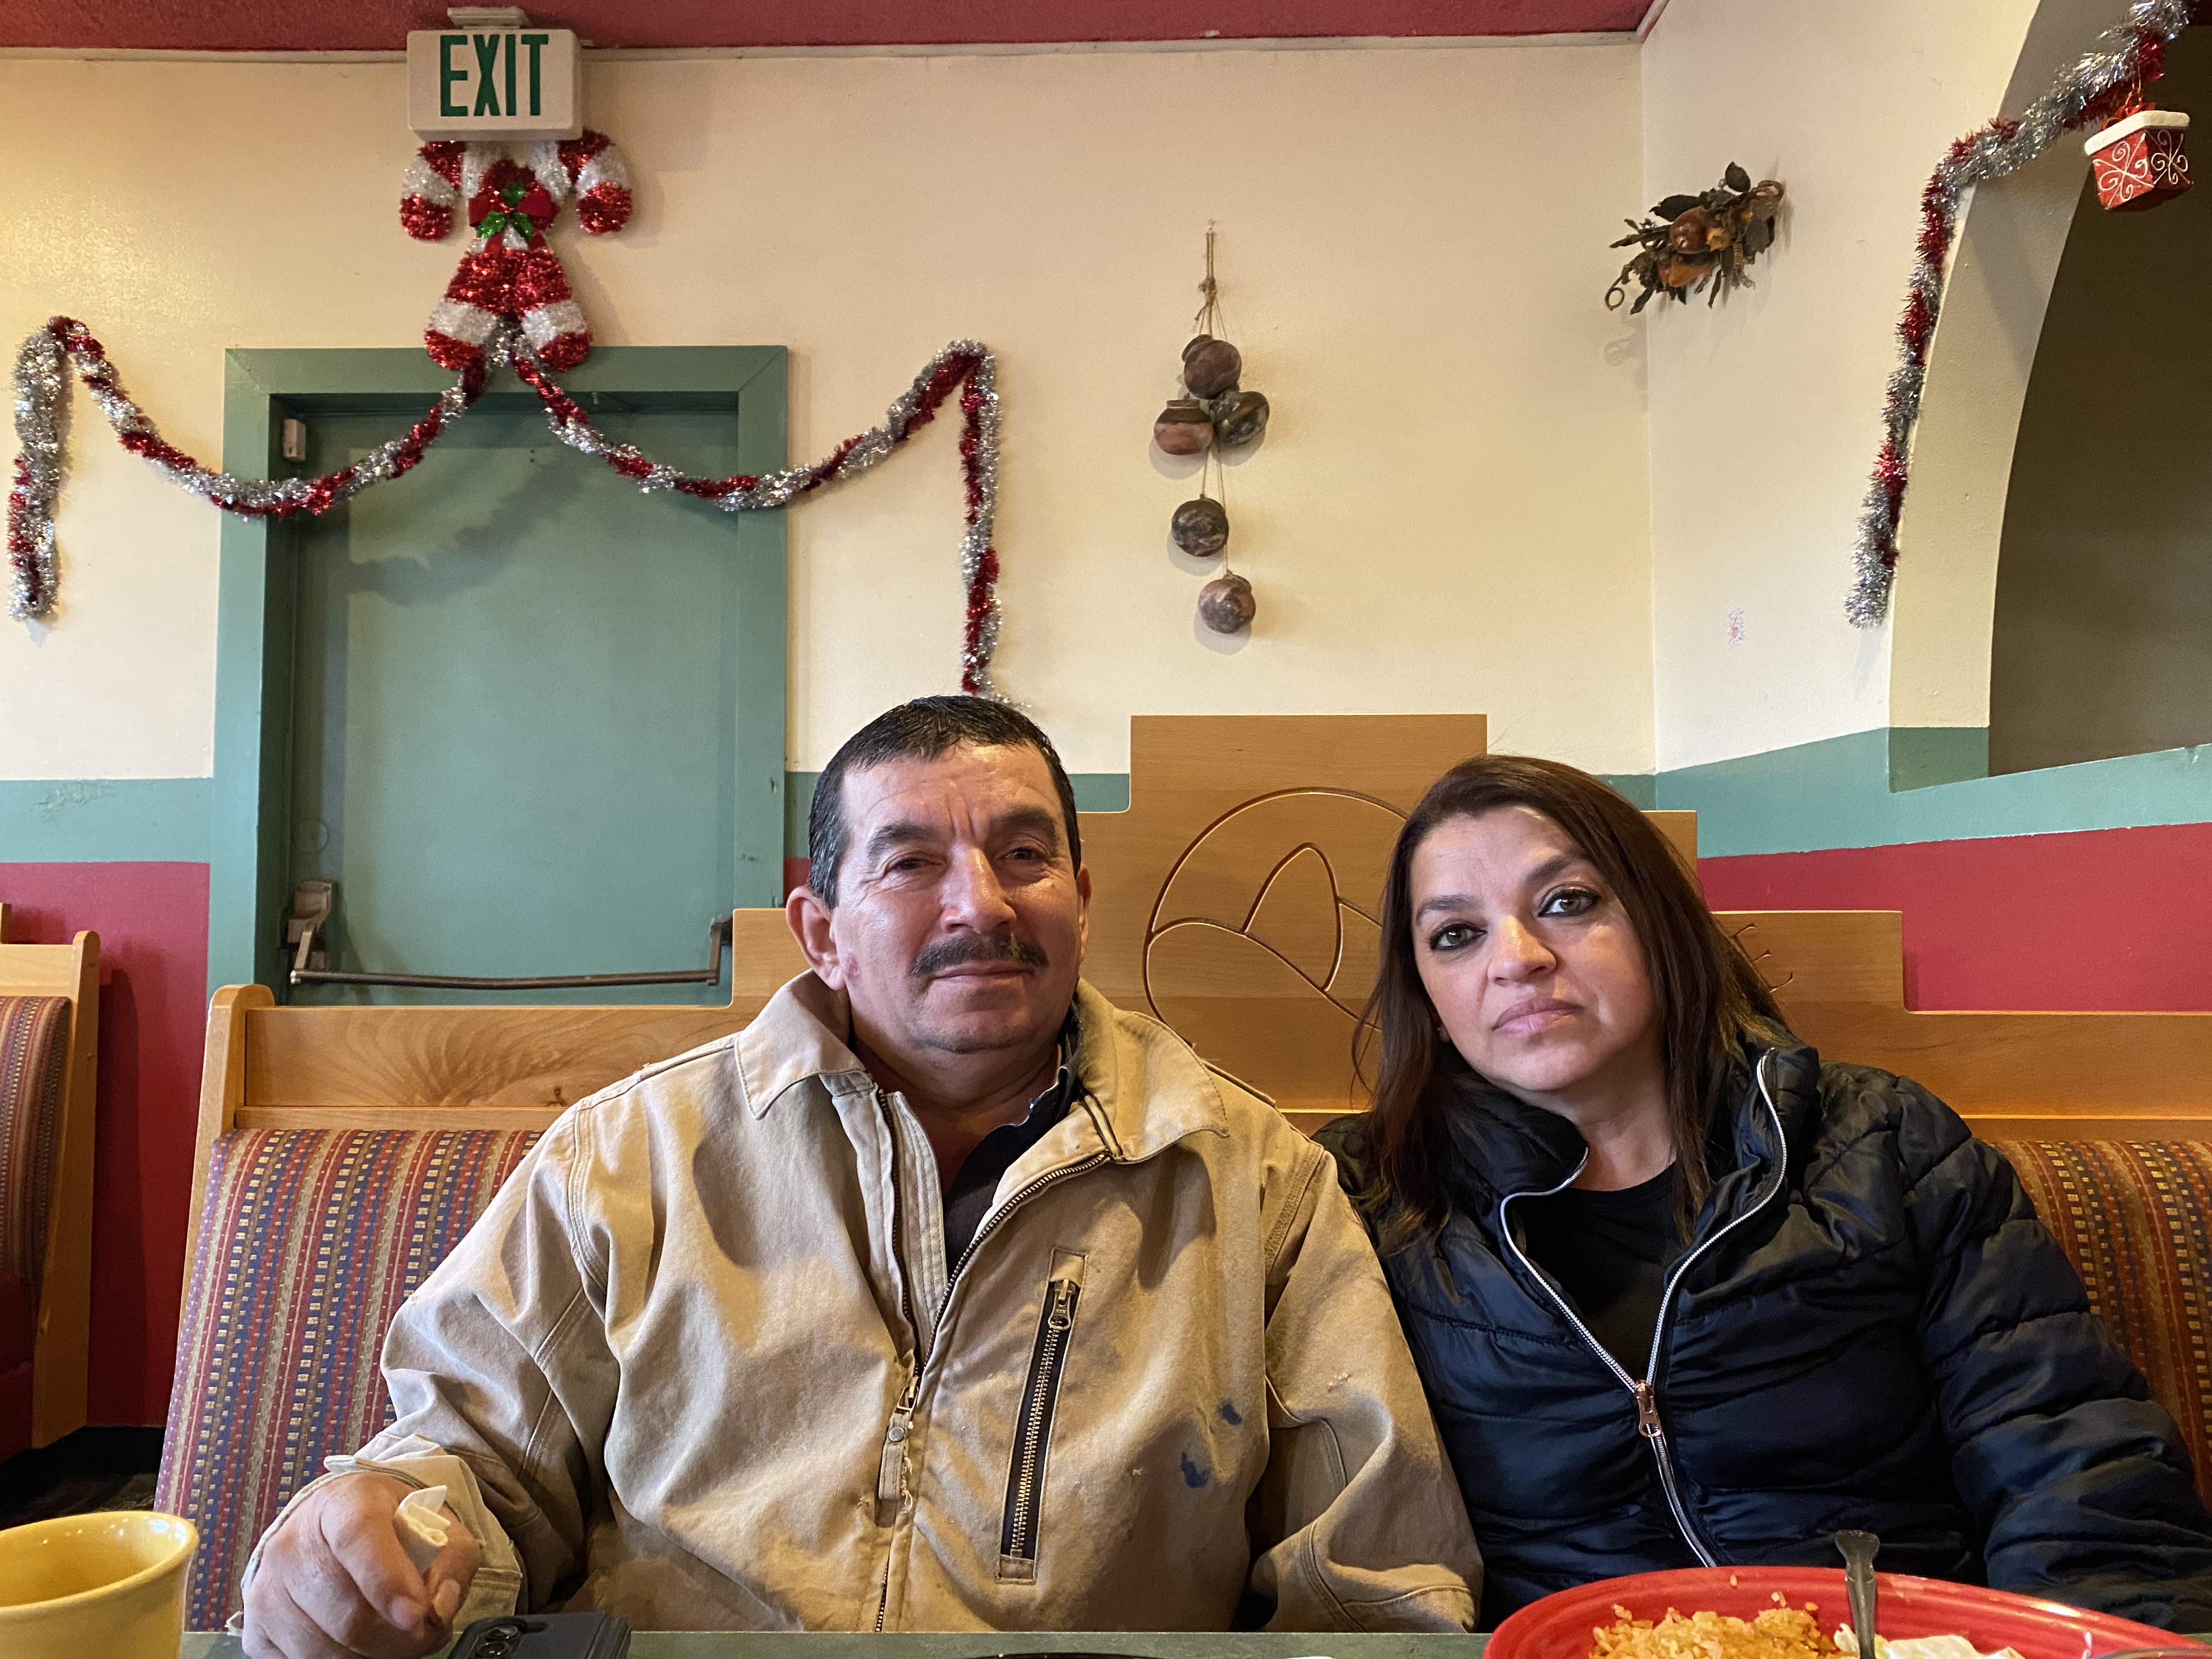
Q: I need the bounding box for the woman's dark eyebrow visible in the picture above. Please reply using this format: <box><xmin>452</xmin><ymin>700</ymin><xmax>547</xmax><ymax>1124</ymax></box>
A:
<box><xmin>1525</xmin><ymin>851</ymin><xmax>1584</xmax><ymax>888</ymax></box>
<box><xmin>1414</xmin><ymin>853</ymin><xmax>1590</xmax><ymax>920</ymax></box>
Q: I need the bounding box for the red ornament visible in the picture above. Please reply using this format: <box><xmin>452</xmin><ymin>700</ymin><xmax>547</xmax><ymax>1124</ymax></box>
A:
<box><xmin>2085</xmin><ymin>108</ymin><xmax>2192</xmax><ymax>211</ymax></box>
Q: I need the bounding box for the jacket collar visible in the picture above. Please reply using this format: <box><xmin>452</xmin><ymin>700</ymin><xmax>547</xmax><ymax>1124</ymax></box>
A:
<box><xmin>1066</xmin><ymin>980</ymin><xmax>1230</xmax><ymax>1162</ymax></box>
<box><xmin>733</xmin><ymin>971</ymin><xmax>872</xmax><ymax>1115</ymax></box>
<box><xmin>1435</xmin><ymin>1037</ymin><xmax>1821</xmax><ymax>1235</ymax></box>
<box><xmin>733</xmin><ymin>972</ymin><xmax>1229</xmax><ymax>1162</ymax></box>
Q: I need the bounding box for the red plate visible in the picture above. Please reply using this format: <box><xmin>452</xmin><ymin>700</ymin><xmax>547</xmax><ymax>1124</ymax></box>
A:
<box><xmin>1487</xmin><ymin>1567</ymin><xmax>2186</xmax><ymax>1659</ymax></box>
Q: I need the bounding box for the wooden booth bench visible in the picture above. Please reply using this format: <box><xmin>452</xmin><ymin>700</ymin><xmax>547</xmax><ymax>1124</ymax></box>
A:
<box><xmin>157</xmin><ymin>715</ymin><xmax>2212</xmax><ymax>1627</ymax></box>
<box><xmin>0</xmin><ymin>905</ymin><xmax>99</xmax><ymax>1464</ymax></box>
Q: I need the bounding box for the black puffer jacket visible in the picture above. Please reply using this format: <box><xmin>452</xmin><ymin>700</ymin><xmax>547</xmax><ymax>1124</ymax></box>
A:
<box><xmin>1318</xmin><ymin>1043</ymin><xmax>2212</xmax><ymax>1631</ymax></box>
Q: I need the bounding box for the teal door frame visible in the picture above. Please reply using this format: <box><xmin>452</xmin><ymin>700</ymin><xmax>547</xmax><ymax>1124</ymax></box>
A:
<box><xmin>210</xmin><ymin>346</ymin><xmax>788</xmax><ymax>996</ymax></box>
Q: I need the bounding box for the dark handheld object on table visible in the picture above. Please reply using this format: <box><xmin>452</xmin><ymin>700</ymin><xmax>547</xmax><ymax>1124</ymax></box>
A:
<box><xmin>450</xmin><ymin>1612</ymin><xmax>631</xmax><ymax>1659</ymax></box>
<box><xmin>1835</xmin><ymin>1528</ymin><xmax>1880</xmax><ymax>1658</ymax></box>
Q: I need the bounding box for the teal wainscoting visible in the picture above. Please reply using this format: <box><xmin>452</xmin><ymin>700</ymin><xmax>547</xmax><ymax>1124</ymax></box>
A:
<box><xmin>1657</xmin><ymin>728</ymin><xmax>2212</xmax><ymax>858</ymax></box>
<box><xmin>0</xmin><ymin>777</ymin><xmax>213</xmax><ymax>864</ymax></box>
<box><xmin>36</xmin><ymin>737</ymin><xmax>2197</xmax><ymax>884</ymax></box>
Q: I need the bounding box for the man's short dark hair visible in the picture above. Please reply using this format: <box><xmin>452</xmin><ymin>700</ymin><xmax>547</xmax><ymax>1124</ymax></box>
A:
<box><xmin>808</xmin><ymin>696</ymin><xmax>1084</xmax><ymax>907</ymax></box>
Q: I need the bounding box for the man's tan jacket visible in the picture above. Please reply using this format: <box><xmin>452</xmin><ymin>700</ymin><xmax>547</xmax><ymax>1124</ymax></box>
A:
<box><xmin>255</xmin><ymin>975</ymin><xmax>1481</xmax><ymax>1631</ymax></box>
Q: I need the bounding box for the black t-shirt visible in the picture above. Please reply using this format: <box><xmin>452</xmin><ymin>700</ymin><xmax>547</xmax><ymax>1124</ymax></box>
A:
<box><xmin>1516</xmin><ymin>1165</ymin><xmax>1679</xmax><ymax>1380</ymax></box>
<box><xmin>939</xmin><ymin>1061</ymin><xmax>1075</xmax><ymax>1269</ymax></box>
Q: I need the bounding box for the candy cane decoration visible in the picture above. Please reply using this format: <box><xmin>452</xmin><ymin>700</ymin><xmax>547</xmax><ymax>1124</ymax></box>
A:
<box><xmin>400</xmin><ymin>131</ymin><xmax>633</xmax><ymax>373</ymax></box>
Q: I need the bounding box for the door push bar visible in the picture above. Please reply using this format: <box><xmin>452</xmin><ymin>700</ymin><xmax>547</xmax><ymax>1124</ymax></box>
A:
<box><xmin>285</xmin><ymin>879</ymin><xmax>732</xmax><ymax>990</ymax></box>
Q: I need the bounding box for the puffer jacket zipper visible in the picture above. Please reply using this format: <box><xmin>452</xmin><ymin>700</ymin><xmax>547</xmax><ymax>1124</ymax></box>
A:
<box><xmin>998</xmin><ymin>1269</ymin><xmax>1082</xmax><ymax>1580</ymax></box>
<box><xmin>1497</xmin><ymin>1051</ymin><xmax>1791</xmax><ymax>1567</ymax></box>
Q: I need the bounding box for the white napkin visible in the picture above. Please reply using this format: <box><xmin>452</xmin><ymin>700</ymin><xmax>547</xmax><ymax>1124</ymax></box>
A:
<box><xmin>1837</xmin><ymin>1629</ymin><xmax>2024</xmax><ymax>1659</ymax></box>
<box><xmin>393</xmin><ymin>1485</ymin><xmax>452</xmax><ymax>1574</ymax></box>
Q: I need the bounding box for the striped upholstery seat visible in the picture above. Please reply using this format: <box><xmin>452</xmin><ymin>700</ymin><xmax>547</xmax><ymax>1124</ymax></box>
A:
<box><xmin>0</xmin><ymin>995</ymin><xmax>71</xmax><ymax>1462</ymax></box>
<box><xmin>1996</xmin><ymin>1140</ymin><xmax>2212</xmax><ymax>1504</ymax></box>
<box><xmin>156</xmin><ymin>1127</ymin><xmax>540</xmax><ymax>1632</ymax></box>
<box><xmin>0</xmin><ymin>997</ymin><xmax>71</xmax><ymax>1301</ymax></box>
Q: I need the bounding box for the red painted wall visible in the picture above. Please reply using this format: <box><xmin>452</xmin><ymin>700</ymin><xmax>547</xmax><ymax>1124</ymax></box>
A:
<box><xmin>1698</xmin><ymin>821</ymin><xmax>2212</xmax><ymax>1013</ymax></box>
<box><xmin>0</xmin><ymin>863</ymin><xmax>208</xmax><ymax>1426</ymax></box>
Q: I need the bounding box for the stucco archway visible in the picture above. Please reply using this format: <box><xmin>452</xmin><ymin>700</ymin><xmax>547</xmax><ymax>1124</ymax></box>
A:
<box><xmin>1887</xmin><ymin>0</ymin><xmax>2126</xmax><ymax>783</ymax></box>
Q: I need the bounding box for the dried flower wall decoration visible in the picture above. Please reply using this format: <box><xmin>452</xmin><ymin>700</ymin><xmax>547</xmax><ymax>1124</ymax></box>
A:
<box><xmin>1607</xmin><ymin>163</ymin><xmax>1785</xmax><ymax>313</ymax></box>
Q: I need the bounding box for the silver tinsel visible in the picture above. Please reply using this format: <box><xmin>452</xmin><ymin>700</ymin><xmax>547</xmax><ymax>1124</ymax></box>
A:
<box><xmin>9</xmin><ymin>319</ymin><xmax>1007</xmax><ymax>696</ymax></box>
<box><xmin>8</xmin><ymin>329</ymin><xmax>66</xmax><ymax>622</ymax></box>
<box><xmin>1847</xmin><ymin>0</ymin><xmax>2193</xmax><ymax>626</ymax></box>
<box><xmin>8</xmin><ymin>315</ymin><xmax>490</xmax><ymax>622</ymax></box>
<box><xmin>522</xmin><ymin>338</ymin><xmax>1005</xmax><ymax>695</ymax></box>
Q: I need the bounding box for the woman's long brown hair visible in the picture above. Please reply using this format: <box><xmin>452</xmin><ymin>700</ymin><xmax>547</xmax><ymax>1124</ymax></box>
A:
<box><xmin>1353</xmin><ymin>755</ymin><xmax>1790</xmax><ymax>1250</ymax></box>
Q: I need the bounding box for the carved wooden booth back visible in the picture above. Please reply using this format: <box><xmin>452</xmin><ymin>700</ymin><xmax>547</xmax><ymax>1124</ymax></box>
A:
<box><xmin>1082</xmin><ymin>714</ymin><xmax>1481</xmax><ymax>1123</ymax></box>
<box><xmin>1073</xmin><ymin>715</ymin><xmax>1696</xmax><ymax>1127</ymax></box>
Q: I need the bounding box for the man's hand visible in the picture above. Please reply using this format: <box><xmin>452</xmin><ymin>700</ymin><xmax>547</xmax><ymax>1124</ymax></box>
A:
<box><xmin>242</xmin><ymin>1472</ymin><xmax>481</xmax><ymax>1659</ymax></box>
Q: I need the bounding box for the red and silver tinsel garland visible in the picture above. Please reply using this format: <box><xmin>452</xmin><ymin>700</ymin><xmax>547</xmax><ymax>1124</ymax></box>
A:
<box><xmin>1847</xmin><ymin>0</ymin><xmax>2193</xmax><ymax>627</ymax></box>
<box><xmin>9</xmin><ymin>319</ymin><xmax>489</xmax><ymax>621</ymax></box>
<box><xmin>507</xmin><ymin>344</ymin><xmax>1001</xmax><ymax>695</ymax></box>
<box><xmin>8</xmin><ymin>317</ymin><xmax>1004</xmax><ymax>695</ymax></box>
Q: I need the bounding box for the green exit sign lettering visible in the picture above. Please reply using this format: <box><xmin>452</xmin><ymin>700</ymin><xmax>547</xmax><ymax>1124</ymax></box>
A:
<box><xmin>407</xmin><ymin>26</ymin><xmax>579</xmax><ymax>139</ymax></box>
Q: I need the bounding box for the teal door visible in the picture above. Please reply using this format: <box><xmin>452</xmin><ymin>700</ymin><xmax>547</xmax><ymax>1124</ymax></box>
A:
<box><xmin>211</xmin><ymin>349</ymin><xmax>786</xmax><ymax>1003</ymax></box>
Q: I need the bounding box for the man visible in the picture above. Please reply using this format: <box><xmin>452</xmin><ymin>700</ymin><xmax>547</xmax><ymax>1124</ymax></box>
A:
<box><xmin>241</xmin><ymin>697</ymin><xmax>1480</xmax><ymax>1656</ymax></box>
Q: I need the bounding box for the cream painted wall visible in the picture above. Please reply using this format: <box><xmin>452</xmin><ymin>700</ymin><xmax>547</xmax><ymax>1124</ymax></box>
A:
<box><xmin>0</xmin><ymin>41</ymin><xmax>1653</xmax><ymax>782</ymax></box>
<box><xmin>1641</xmin><ymin>0</ymin><xmax>2040</xmax><ymax>770</ymax></box>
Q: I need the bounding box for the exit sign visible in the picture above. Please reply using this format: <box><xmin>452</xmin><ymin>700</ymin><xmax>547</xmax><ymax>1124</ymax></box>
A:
<box><xmin>407</xmin><ymin>27</ymin><xmax>579</xmax><ymax>139</ymax></box>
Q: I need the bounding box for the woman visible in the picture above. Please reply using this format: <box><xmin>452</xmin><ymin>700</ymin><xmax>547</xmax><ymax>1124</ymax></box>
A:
<box><xmin>1317</xmin><ymin>755</ymin><xmax>2212</xmax><ymax>1631</ymax></box>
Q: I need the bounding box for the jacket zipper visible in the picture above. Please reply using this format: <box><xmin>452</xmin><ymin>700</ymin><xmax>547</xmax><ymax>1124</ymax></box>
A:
<box><xmin>873</xmin><ymin>1087</ymin><xmax>922</xmax><ymax>1630</ymax></box>
<box><xmin>868</xmin><ymin>1079</ymin><xmax>1109</xmax><ymax>1626</ymax></box>
<box><xmin>1497</xmin><ymin>1051</ymin><xmax>1791</xmax><ymax>1568</ymax></box>
<box><xmin>945</xmin><ymin>1150</ymin><xmax>1107</xmax><ymax>1295</ymax></box>
<box><xmin>876</xmin><ymin>1371</ymin><xmax>919</xmax><ymax>1512</ymax></box>
<box><xmin>998</xmin><ymin>1273</ymin><xmax>1081</xmax><ymax>1580</ymax></box>
<box><xmin>874</xmin><ymin>1090</ymin><xmax>924</xmax><ymax>1524</ymax></box>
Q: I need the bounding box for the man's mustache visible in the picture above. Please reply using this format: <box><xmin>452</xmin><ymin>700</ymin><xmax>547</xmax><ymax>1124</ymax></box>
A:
<box><xmin>911</xmin><ymin>933</ymin><xmax>1049</xmax><ymax>980</ymax></box>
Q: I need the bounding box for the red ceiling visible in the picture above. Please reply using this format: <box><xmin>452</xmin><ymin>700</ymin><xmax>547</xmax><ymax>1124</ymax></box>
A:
<box><xmin>0</xmin><ymin>0</ymin><xmax>1649</xmax><ymax>52</ymax></box>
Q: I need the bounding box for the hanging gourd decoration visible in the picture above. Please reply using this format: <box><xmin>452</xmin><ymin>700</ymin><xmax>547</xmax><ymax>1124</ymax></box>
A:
<box><xmin>1154</xmin><ymin>399</ymin><xmax>1215</xmax><ymax>455</ymax></box>
<box><xmin>1198</xmin><ymin>572</ymin><xmax>1257</xmax><ymax>634</ymax></box>
<box><xmin>1210</xmin><ymin>389</ymin><xmax>1270</xmax><ymax>448</ymax></box>
<box><xmin>1171</xmin><ymin>496</ymin><xmax>1230</xmax><ymax>557</ymax></box>
<box><xmin>1182</xmin><ymin>335</ymin><xmax>1242</xmax><ymax>398</ymax></box>
<box><xmin>2085</xmin><ymin>80</ymin><xmax>2191</xmax><ymax>211</ymax></box>
<box><xmin>1155</xmin><ymin>225</ymin><xmax>1268</xmax><ymax>635</ymax></box>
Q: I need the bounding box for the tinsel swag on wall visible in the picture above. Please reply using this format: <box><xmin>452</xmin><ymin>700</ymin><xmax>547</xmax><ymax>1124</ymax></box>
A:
<box><xmin>1847</xmin><ymin>0</ymin><xmax>2195</xmax><ymax>627</ymax></box>
<box><xmin>8</xmin><ymin>320</ymin><xmax>1007</xmax><ymax>696</ymax></box>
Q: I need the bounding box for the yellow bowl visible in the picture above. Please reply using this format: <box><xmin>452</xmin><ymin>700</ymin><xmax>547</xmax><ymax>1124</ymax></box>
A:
<box><xmin>0</xmin><ymin>1510</ymin><xmax>199</xmax><ymax>1658</ymax></box>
